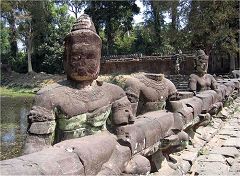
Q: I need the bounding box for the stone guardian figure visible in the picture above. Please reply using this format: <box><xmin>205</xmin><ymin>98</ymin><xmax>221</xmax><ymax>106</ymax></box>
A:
<box><xmin>189</xmin><ymin>50</ymin><xmax>218</xmax><ymax>94</ymax></box>
<box><xmin>24</xmin><ymin>14</ymin><xmax>134</xmax><ymax>154</ymax></box>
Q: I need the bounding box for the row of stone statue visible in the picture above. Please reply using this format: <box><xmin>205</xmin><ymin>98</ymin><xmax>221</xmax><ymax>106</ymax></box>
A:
<box><xmin>1</xmin><ymin>14</ymin><xmax>239</xmax><ymax>175</ymax></box>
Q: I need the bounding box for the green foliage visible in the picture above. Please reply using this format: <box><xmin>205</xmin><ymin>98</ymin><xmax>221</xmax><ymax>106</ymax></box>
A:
<box><xmin>85</xmin><ymin>0</ymin><xmax>140</xmax><ymax>55</ymax></box>
<box><xmin>0</xmin><ymin>0</ymin><xmax>238</xmax><ymax>73</ymax></box>
<box><xmin>33</xmin><ymin>2</ymin><xmax>75</xmax><ymax>73</ymax></box>
<box><xmin>0</xmin><ymin>21</ymin><xmax>10</xmax><ymax>62</ymax></box>
<box><xmin>0</xmin><ymin>87</ymin><xmax>35</xmax><ymax>97</ymax></box>
<box><xmin>187</xmin><ymin>1</ymin><xmax>239</xmax><ymax>54</ymax></box>
<box><xmin>114</xmin><ymin>31</ymin><xmax>137</xmax><ymax>54</ymax></box>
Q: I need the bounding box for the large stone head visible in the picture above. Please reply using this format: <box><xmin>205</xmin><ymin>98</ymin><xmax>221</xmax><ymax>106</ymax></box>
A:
<box><xmin>64</xmin><ymin>14</ymin><xmax>102</xmax><ymax>82</ymax></box>
<box><xmin>195</xmin><ymin>50</ymin><xmax>209</xmax><ymax>74</ymax></box>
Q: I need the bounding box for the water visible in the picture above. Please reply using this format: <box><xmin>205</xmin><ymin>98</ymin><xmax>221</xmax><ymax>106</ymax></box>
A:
<box><xmin>0</xmin><ymin>96</ymin><xmax>34</xmax><ymax>160</ymax></box>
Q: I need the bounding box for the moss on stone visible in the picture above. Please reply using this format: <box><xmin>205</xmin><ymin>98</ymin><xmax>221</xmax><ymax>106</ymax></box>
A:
<box><xmin>58</xmin><ymin>114</ymin><xmax>87</xmax><ymax>131</ymax></box>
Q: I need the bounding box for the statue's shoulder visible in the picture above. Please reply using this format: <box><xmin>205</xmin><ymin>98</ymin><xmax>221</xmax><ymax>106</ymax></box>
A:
<box><xmin>163</xmin><ymin>77</ymin><xmax>177</xmax><ymax>93</ymax></box>
<box><xmin>189</xmin><ymin>73</ymin><xmax>199</xmax><ymax>79</ymax></box>
<box><xmin>100</xmin><ymin>81</ymin><xmax>126</xmax><ymax>100</ymax></box>
<box><xmin>205</xmin><ymin>73</ymin><xmax>214</xmax><ymax>78</ymax></box>
<box><xmin>126</xmin><ymin>75</ymin><xmax>141</xmax><ymax>83</ymax></box>
<box><xmin>36</xmin><ymin>80</ymin><xmax>68</xmax><ymax>95</ymax></box>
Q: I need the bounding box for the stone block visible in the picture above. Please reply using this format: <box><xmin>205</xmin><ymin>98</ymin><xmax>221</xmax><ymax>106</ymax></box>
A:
<box><xmin>192</xmin><ymin>162</ymin><xmax>229</xmax><ymax>175</ymax></box>
<box><xmin>181</xmin><ymin>151</ymin><xmax>198</xmax><ymax>164</ymax></box>
<box><xmin>197</xmin><ymin>154</ymin><xmax>226</xmax><ymax>163</ymax></box>
<box><xmin>222</xmin><ymin>138</ymin><xmax>240</xmax><ymax>148</ymax></box>
<box><xmin>1</xmin><ymin>148</ymin><xmax>84</xmax><ymax>175</ymax></box>
<box><xmin>209</xmin><ymin>147</ymin><xmax>240</xmax><ymax>158</ymax></box>
<box><xmin>29</xmin><ymin>121</ymin><xmax>56</xmax><ymax>134</ymax></box>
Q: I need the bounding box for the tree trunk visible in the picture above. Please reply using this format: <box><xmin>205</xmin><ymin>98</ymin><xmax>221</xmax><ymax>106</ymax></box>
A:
<box><xmin>9</xmin><ymin>9</ymin><xmax>18</xmax><ymax>59</ymax></box>
<box><xmin>27</xmin><ymin>30</ymin><xmax>33</xmax><ymax>73</ymax></box>
<box><xmin>151</xmin><ymin>1</ymin><xmax>162</xmax><ymax>46</ymax></box>
<box><xmin>170</xmin><ymin>1</ymin><xmax>179</xmax><ymax>52</ymax></box>
<box><xmin>230</xmin><ymin>54</ymin><xmax>236</xmax><ymax>71</ymax></box>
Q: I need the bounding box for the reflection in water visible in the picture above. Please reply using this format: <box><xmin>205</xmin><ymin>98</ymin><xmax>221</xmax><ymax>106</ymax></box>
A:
<box><xmin>20</xmin><ymin>107</ymin><xmax>28</xmax><ymax>133</ymax></box>
<box><xmin>0</xmin><ymin>96</ymin><xmax>34</xmax><ymax>160</ymax></box>
<box><xmin>2</xmin><ymin>128</ymin><xmax>16</xmax><ymax>143</ymax></box>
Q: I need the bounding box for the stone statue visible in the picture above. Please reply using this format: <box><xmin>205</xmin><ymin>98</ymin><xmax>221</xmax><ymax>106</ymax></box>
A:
<box><xmin>189</xmin><ymin>50</ymin><xmax>218</xmax><ymax>94</ymax></box>
<box><xmin>122</xmin><ymin>72</ymin><xmax>189</xmax><ymax>170</ymax></box>
<box><xmin>24</xmin><ymin>14</ymin><xmax>134</xmax><ymax>154</ymax></box>
<box><xmin>125</xmin><ymin>73</ymin><xmax>178</xmax><ymax>116</ymax></box>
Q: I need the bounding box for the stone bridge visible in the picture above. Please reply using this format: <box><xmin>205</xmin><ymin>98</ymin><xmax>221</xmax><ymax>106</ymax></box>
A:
<box><xmin>1</xmin><ymin>77</ymin><xmax>239</xmax><ymax>175</ymax></box>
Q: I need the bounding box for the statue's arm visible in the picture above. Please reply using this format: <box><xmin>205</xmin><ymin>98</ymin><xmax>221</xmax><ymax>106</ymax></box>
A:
<box><xmin>210</xmin><ymin>74</ymin><xmax>218</xmax><ymax>90</ymax></box>
<box><xmin>124</xmin><ymin>78</ymin><xmax>141</xmax><ymax>116</ymax></box>
<box><xmin>24</xmin><ymin>94</ymin><xmax>56</xmax><ymax>154</ymax></box>
<box><xmin>189</xmin><ymin>74</ymin><xmax>197</xmax><ymax>95</ymax></box>
<box><xmin>166</xmin><ymin>79</ymin><xmax>178</xmax><ymax>100</ymax></box>
<box><xmin>112</xmin><ymin>96</ymin><xmax>135</xmax><ymax>126</ymax></box>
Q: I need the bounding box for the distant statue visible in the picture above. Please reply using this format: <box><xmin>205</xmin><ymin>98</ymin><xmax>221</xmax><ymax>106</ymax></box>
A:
<box><xmin>24</xmin><ymin>14</ymin><xmax>134</xmax><ymax>154</ymax></box>
<box><xmin>189</xmin><ymin>50</ymin><xmax>218</xmax><ymax>94</ymax></box>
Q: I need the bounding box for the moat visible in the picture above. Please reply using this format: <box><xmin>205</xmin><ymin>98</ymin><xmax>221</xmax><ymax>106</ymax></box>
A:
<box><xmin>0</xmin><ymin>96</ymin><xmax>33</xmax><ymax>160</ymax></box>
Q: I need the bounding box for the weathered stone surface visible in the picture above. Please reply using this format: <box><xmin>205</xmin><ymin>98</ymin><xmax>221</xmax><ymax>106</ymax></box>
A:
<box><xmin>55</xmin><ymin>132</ymin><xmax>119</xmax><ymax>175</ymax></box>
<box><xmin>219</xmin><ymin>129</ymin><xmax>240</xmax><ymax>137</ymax></box>
<box><xmin>28</xmin><ymin>106</ymin><xmax>55</xmax><ymax>122</ymax></box>
<box><xmin>189</xmin><ymin>50</ymin><xmax>218</xmax><ymax>93</ymax></box>
<box><xmin>181</xmin><ymin>151</ymin><xmax>198</xmax><ymax>164</ymax></box>
<box><xmin>229</xmin><ymin>162</ymin><xmax>240</xmax><ymax>173</ymax></box>
<box><xmin>29</xmin><ymin>121</ymin><xmax>56</xmax><ymax>134</ymax></box>
<box><xmin>226</xmin><ymin>157</ymin><xmax>235</xmax><ymax>166</ymax></box>
<box><xmin>23</xmin><ymin>134</ymin><xmax>54</xmax><ymax>154</ymax></box>
<box><xmin>209</xmin><ymin>147</ymin><xmax>240</xmax><ymax>158</ymax></box>
<box><xmin>195</xmin><ymin>126</ymin><xmax>216</xmax><ymax>142</ymax></box>
<box><xmin>1</xmin><ymin>148</ymin><xmax>84</xmax><ymax>175</ymax></box>
<box><xmin>192</xmin><ymin>135</ymin><xmax>206</xmax><ymax>148</ymax></box>
<box><xmin>222</xmin><ymin>138</ymin><xmax>240</xmax><ymax>148</ymax></box>
<box><xmin>197</xmin><ymin>154</ymin><xmax>226</xmax><ymax>163</ymax></box>
<box><xmin>58</xmin><ymin>114</ymin><xmax>87</xmax><ymax>130</ymax></box>
<box><xmin>125</xmin><ymin>73</ymin><xmax>177</xmax><ymax>115</ymax></box>
<box><xmin>87</xmin><ymin>104</ymin><xmax>112</xmax><ymax>127</ymax></box>
<box><xmin>148</xmin><ymin>150</ymin><xmax>165</xmax><ymax>172</ymax></box>
<box><xmin>99</xmin><ymin>144</ymin><xmax>131</xmax><ymax>175</ymax></box>
<box><xmin>192</xmin><ymin>162</ymin><xmax>229</xmax><ymax>175</ymax></box>
<box><xmin>124</xmin><ymin>154</ymin><xmax>151</xmax><ymax>175</ymax></box>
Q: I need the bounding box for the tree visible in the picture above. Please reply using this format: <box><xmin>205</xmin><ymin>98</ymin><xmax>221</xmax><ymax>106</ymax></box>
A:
<box><xmin>85</xmin><ymin>0</ymin><xmax>140</xmax><ymax>55</ymax></box>
<box><xmin>187</xmin><ymin>1</ymin><xmax>238</xmax><ymax>54</ymax></box>
<box><xmin>34</xmin><ymin>2</ymin><xmax>75</xmax><ymax>73</ymax></box>
<box><xmin>1</xmin><ymin>1</ymin><xmax>18</xmax><ymax>60</ymax></box>
<box><xmin>17</xmin><ymin>1</ymin><xmax>51</xmax><ymax>73</ymax></box>
<box><xmin>64</xmin><ymin>0</ymin><xmax>87</xmax><ymax>19</ymax></box>
<box><xmin>0</xmin><ymin>21</ymin><xmax>10</xmax><ymax>63</ymax></box>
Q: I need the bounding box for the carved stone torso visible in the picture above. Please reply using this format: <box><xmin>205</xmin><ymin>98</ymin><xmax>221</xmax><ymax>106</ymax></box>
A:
<box><xmin>30</xmin><ymin>80</ymin><xmax>126</xmax><ymax>141</ymax></box>
<box><xmin>189</xmin><ymin>73</ymin><xmax>217</xmax><ymax>92</ymax></box>
<box><xmin>125</xmin><ymin>73</ymin><xmax>177</xmax><ymax>115</ymax></box>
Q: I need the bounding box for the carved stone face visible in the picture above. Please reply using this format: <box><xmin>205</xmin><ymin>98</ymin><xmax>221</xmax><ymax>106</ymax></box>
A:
<box><xmin>64</xmin><ymin>15</ymin><xmax>102</xmax><ymax>82</ymax></box>
<box><xmin>196</xmin><ymin>59</ymin><xmax>208</xmax><ymax>74</ymax></box>
<box><xmin>195</xmin><ymin>50</ymin><xmax>209</xmax><ymax>74</ymax></box>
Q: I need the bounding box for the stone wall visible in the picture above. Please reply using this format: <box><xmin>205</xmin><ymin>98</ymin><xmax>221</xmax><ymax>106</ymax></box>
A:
<box><xmin>100</xmin><ymin>56</ymin><xmax>195</xmax><ymax>75</ymax></box>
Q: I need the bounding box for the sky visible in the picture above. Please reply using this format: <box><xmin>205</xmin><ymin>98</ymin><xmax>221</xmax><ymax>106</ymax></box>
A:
<box><xmin>72</xmin><ymin>0</ymin><xmax>147</xmax><ymax>24</ymax></box>
<box><xmin>133</xmin><ymin>0</ymin><xmax>145</xmax><ymax>24</ymax></box>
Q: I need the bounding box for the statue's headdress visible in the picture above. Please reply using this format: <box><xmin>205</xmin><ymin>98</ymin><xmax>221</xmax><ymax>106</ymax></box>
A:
<box><xmin>71</xmin><ymin>14</ymin><xmax>96</xmax><ymax>32</ymax></box>
<box><xmin>195</xmin><ymin>50</ymin><xmax>208</xmax><ymax>62</ymax></box>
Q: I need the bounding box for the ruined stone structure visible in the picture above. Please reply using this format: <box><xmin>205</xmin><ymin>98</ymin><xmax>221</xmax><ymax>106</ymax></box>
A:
<box><xmin>1</xmin><ymin>15</ymin><xmax>240</xmax><ymax>175</ymax></box>
<box><xmin>100</xmin><ymin>55</ymin><xmax>195</xmax><ymax>75</ymax></box>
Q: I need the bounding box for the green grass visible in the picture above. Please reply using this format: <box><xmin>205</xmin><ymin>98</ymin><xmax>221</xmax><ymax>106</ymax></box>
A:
<box><xmin>0</xmin><ymin>87</ymin><xmax>35</xmax><ymax>97</ymax></box>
